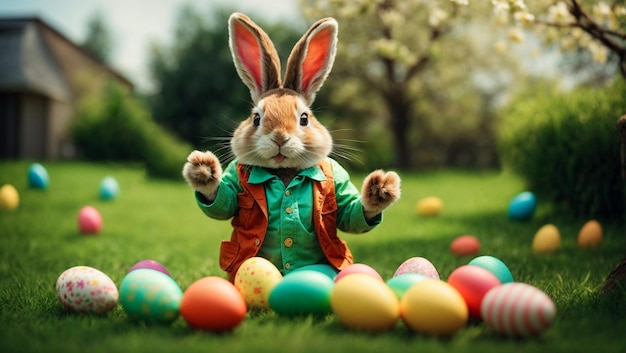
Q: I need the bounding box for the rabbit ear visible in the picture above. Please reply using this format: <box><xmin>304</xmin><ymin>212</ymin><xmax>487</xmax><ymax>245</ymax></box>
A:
<box><xmin>228</xmin><ymin>12</ymin><xmax>282</xmax><ymax>103</ymax></box>
<box><xmin>284</xmin><ymin>18</ymin><xmax>338</xmax><ymax>106</ymax></box>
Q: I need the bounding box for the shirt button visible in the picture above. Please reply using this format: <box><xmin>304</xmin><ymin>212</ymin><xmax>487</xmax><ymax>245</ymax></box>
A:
<box><xmin>285</xmin><ymin>207</ymin><xmax>293</xmax><ymax>214</ymax></box>
<box><xmin>254</xmin><ymin>238</ymin><xmax>260</xmax><ymax>246</ymax></box>
<box><xmin>285</xmin><ymin>190</ymin><xmax>291</xmax><ymax>196</ymax></box>
<box><xmin>284</xmin><ymin>238</ymin><xmax>293</xmax><ymax>247</ymax></box>
<box><xmin>285</xmin><ymin>263</ymin><xmax>291</xmax><ymax>270</ymax></box>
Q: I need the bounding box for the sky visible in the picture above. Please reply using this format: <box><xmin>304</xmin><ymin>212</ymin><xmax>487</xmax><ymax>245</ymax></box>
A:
<box><xmin>0</xmin><ymin>0</ymin><xmax>301</xmax><ymax>93</ymax></box>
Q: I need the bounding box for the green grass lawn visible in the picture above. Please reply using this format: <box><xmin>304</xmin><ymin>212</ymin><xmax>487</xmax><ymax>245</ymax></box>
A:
<box><xmin>0</xmin><ymin>160</ymin><xmax>624</xmax><ymax>353</ymax></box>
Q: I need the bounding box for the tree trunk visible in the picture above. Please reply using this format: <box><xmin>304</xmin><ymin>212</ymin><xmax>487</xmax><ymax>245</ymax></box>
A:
<box><xmin>599</xmin><ymin>114</ymin><xmax>626</xmax><ymax>295</ymax></box>
<box><xmin>385</xmin><ymin>87</ymin><xmax>412</xmax><ymax>169</ymax></box>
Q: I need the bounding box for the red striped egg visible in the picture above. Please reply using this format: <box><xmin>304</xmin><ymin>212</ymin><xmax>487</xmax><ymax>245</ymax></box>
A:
<box><xmin>481</xmin><ymin>282</ymin><xmax>556</xmax><ymax>337</ymax></box>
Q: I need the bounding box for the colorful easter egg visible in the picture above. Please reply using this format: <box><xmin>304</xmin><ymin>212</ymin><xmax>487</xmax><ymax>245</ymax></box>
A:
<box><xmin>481</xmin><ymin>282</ymin><xmax>556</xmax><ymax>337</ymax></box>
<box><xmin>450</xmin><ymin>235</ymin><xmax>481</xmax><ymax>256</ymax></box>
<box><xmin>0</xmin><ymin>184</ymin><xmax>19</xmax><ymax>210</ymax></box>
<box><xmin>234</xmin><ymin>257</ymin><xmax>283</xmax><ymax>310</ymax></box>
<box><xmin>393</xmin><ymin>257</ymin><xmax>439</xmax><ymax>279</ymax></box>
<box><xmin>128</xmin><ymin>259</ymin><xmax>171</xmax><ymax>277</ymax></box>
<box><xmin>386</xmin><ymin>273</ymin><xmax>428</xmax><ymax>300</ymax></box>
<box><xmin>119</xmin><ymin>269</ymin><xmax>183</xmax><ymax>323</ymax></box>
<box><xmin>99</xmin><ymin>176</ymin><xmax>119</xmax><ymax>200</ymax></box>
<box><xmin>532</xmin><ymin>224</ymin><xmax>561</xmax><ymax>254</ymax></box>
<box><xmin>468</xmin><ymin>255</ymin><xmax>514</xmax><ymax>284</ymax></box>
<box><xmin>269</xmin><ymin>270</ymin><xmax>334</xmax><ymax>317</ymax></box>
<box><xmin>290</xmin><ymin>263</ymin><xmax>338</xmax><ymax>280</ymax></box>
<box><xmin>577</xmin><ymin>219</ymin><xmax>603</xmax><ymax>249</ymax></box>
<box><xmin>27</xmin><ymin>163</ymin><xmax>49</xmax><ymax>189</ymax></box>
<box><xmin>335</xmin><ymin>263</ymin><xmax>383</xmax><ymax>283</ymax></box>
<box><xmin>78</xmin><ymin>206</ymin><xmax>103</xmax><ymax>235</ymax></box>
<box><xmin>400</xmin><ymin>279</ymin><xmax>468</xmax><ymax>336</ymax></box>
<box><xmin>55</xmin><ymin>266</ymin><xmax>118</xmax><ymax>314</ymax></box>
<box><xmin>447</xmin><ymin>265</ymin><xmax>501</xmax><ymax>319</ymax></box>
<box><xmin>330</xmin><ymin>273</ymin><xmax>399</xmax><ymax>332</ymax></box>
<box><xmin>416</xmin><ymin>196</ymin><xmax>443</xmax><ymax>217</ymax></box>
<box><xmin>507</xmin><ymin>191</ymin><xmax>536</xmax><ymax>221</ymax></box>
<box><xmin>180</xmin><ymin>276</ymin><xmax>247</xmax><ymax>331</ymax></box>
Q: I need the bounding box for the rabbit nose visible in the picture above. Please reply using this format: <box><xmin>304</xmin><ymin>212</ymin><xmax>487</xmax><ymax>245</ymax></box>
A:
<box><xmin>272</xmin><ymin>133</ymin><xmax>290</xmax><ymax>146</ymax></box>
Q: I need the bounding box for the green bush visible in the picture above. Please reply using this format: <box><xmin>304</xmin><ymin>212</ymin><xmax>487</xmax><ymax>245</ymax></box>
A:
<box><xmin>498</xmin><ymin>78</ymin><xmax>626</xmax><ymax>221</ymax></box>
<box><xmin>72</xmin><ymin>81</ymin><xmax>191</xmax><ymax>180</ymax></box>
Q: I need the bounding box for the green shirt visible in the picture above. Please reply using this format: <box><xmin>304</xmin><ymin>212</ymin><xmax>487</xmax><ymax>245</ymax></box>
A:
<box><xmin>195</xmin><ymin>157</ymin><xmax>381</xmax><ymax>274</ymax></box>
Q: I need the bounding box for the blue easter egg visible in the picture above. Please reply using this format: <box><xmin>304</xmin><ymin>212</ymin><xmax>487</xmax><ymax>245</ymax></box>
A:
<box><xmin>507</xmin><ymin>191</ymin><xmax>536</xmax><ymax>221</ymax></box>
<box><xmin>27</xmin><ymin>163</ymin><xmax>49</xmax><ymax>189</ymax></box>
<box><xmin>468</xmin><ymin>255</ymin><xmax>514</xmax><ymax>284</ymax></box>
<box><xmin>99</xmin><ymin>176</ymin><xmax>119</xmax><ymax>200</ymax></box>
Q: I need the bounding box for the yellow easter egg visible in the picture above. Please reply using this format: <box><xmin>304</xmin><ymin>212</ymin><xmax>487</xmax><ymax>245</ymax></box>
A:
<box><xmin>330</xmin><ymin>273</ymin><xmax>400</xmax><ymax>332</ymax></box>
<box><xmin>577</xmin><ymin>220</ymin><xmax>602</xmax><ymax>249</ymax></box>
<box><xmin>416</xmin><ymin>196</ymin><xmax>443</xmax><ymax>217</ymax></box>
<box><xmin>532</xmin><ymin>224</ymin><xmax>561</xmax><ymax>254</ymax></box>
<box><xmin>234</xmin><ymin>257</ymin><xmax>282</xmax><ymax>310</ymax></box>
<box><xmin>0</xmin><ymin>184</ymin><xmax>19</xmax><ymax>210</ymax></box>
<box><xmin>400</xmin><ymin>278</ymin><xmax>468</xmax><ymax>336</ymax></box>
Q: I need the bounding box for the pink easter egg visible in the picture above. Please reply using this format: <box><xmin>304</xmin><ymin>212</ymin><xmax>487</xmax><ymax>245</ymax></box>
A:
<box><xmin>335</xmin><ymin>263</ymin><xmax>383</xmax><ymax>283</ymax></box>
<box><xmin>447</xmin><ymin>265</ymin><xmax>501</xmax><ymax>319</ymax></box>
<box><xmin>393</xmin><ymin>257</ymin><xmax>439</xmax><ymax>279</ymax></box>
<box><xmin>128</xmin><ymin>259</ymin><xmax>172</xmax><ymax>277</ymax></box>
<box><xmin>78</xmin><ymin>206</ymin><xmax>102</xmax><ymax>235</ymax></box>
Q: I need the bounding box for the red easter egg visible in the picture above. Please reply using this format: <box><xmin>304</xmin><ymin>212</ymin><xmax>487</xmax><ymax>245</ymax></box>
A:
<box><xmin>447</xmin><ymin>265</ymin><xmax>501</xmax><ymax>319</ymax></box>
<box><xmin>78</xmin><ymin>206</ymin><xmax>102</xmax><ymax>235</ymax></box>
<box><xmin>450</xmin><ymin>235</ymin><xmax>480</xmax><ymax>256</ymax></box>
<box><xmin>335</xmin><ymin>263</ymin><xmax>383</xmax><ymax>283</ymax></box>
<box><xmin>180</xmin><ymin>276</ymin><xmax>247</xmax><ymax>331</ymax></box>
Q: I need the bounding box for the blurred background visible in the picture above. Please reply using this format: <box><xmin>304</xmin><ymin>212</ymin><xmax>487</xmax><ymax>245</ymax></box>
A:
<box><xmin>0</xmin><ymin>0</ymin><xmax>624</xmax><ymax>221</ymax></box>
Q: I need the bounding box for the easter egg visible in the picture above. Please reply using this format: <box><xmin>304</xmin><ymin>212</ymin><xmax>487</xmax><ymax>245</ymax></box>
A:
<box><xmin>450</xmin><ymin>235</ymin><xmax>480</xmax><ymax>256</ymax></box>
<box><xmin>119</xmin><ymin>269</ymin><xmax>183</xmax><ymax>323</ymax></box>
<box><xmin>78</xmin><ymin>206</ymin><xmax>102</xmax><ymax>235</ymax></box>
<box><xmin>416</xmin><ymin>196</ymin><xmax>443</xmax><ymax>217</ymax></box>
<box><xmin>128</xmin><ymin>259</ymin><xmax>171</xmax><ymax>277</ymax></box>
<box><xmin>55</xmin><ymin>266</ymin><xmax>118</xmax><ymax>314</ymax></box>
<box><xmin>27</xmin><ymin>163</ymin><xmax>49</xmax><ymax>189</ymax></box>
<box><xmin>234</xmin><ymin>257</ymin><xmax>283</xmax><ymax>310</ymax></box>
<box><xmin>393</xmin><ymin>257</ymin><xmax>439</xmax><ymax>279</ymax></box>
<box><xmin>269</xmin><ymin>270</ymin><xmax>334</xmax><ymax>317</ymax></box>
<box><xmin>507</xmin><ymin>191</ymin><xmax>536</xmax><ymax>221</ymax></box>
<box><xmin>468</xmin><ymin>255</ymin><xmax>514</xmax><ymax>284</ymax></box>
<box><xmin>335</xmin><ymin>263</ymin><xmax>383</xmax><ymax>283</ymax></box>
<box><xmin>447</xmin><ymin>265</ymin><xmax>501</xmax><ymax>319</ymax></box>
<box><xmin>99</xmin><ymin>176</ymin><xmax>119</xmax><ymax>200</ymax></box>
<box><xmin>400</xmin><ymin>279</ymin><xmax>468</xmax><ymax>336</ymax></box>
<box><xmin>330</xmin><ymin>273</ymin><xmax>399</xmax><ymax>332</ymax></box>
<box><xmin>577</xmin><ymin>219</ymin><xmax>603</xmax><ymax>249</ymax></box>
<box><xmin>481</xmin><ymin>282</ymin><xmax>556</xmax><ymax>337</ymax></box>
<box><xmin>290</xmin><ymin>263</ymin><xmax>338</xmax><ymax>280</ymax></box>
<box><xmin>180</xmin><ymin>276</ymin><xmax>247</xmax><ymax>331</ymax></box>
<box><xmin>386</xmin><ymin>273</ymin><xmax>428</xmax><ymax>299</ymax></box>
<box><xmin>532</xmin><ymin>224</ymin><xmax>561</xmax><ymax>254</ymax></box>
<box><xmin>0</xmin><ymin>184</ymin><xmax>19</xmax><ymax>210</ymax></box>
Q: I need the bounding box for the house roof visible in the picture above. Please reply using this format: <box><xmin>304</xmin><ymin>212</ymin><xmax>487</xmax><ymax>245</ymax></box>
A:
<box><xmin>0</xmin><ymin>17</ymin><xmax>133</xmax><ymax>101</ymax></box>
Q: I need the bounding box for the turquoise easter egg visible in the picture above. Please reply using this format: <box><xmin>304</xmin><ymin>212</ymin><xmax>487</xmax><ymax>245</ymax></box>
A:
<box><xmin>507</xmin><ymin>191</ymin><xmax>536</xmax><ymax>221</ymax></box>
<box><xmin>468</xmin><ymin>255</ymin><xmax>514</xmax><ymax>284</ymax></box>
<box><xmin>99</xmin><ymin>176</ymin><xmax>119</xmax><ymax>200</ymax></box>
<box><xmin>119</xmin><ymin>269</ymin><xmax>183</xmax><ymax>323</ymax></box>
<box><xmin>269</xmin><ymin>270</ymin><xmax>334</xmax><ymax>317</ymax></box>
<box><xmin>386</xmin><ymin>273</ymin><xmax>428</xmax><ymax>299</ymax></box>
<box><xmin>27</xmin><ymin>163</ymin><xmax>49</xmax><ymax>189</ymax></box>
<box><xmin>290</xmin><ymin>264</ymin><xmax>338</xmax><ymax>280</ymax></box>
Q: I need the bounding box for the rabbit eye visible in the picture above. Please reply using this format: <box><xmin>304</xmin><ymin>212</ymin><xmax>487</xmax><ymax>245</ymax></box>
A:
<box><xmin>253</xmin><ymin>113</ymin><xmax>261</xmax><ymax>127</ymax></box>
<box><xmin>299</xmin><ymin>112</ymin><xmax>309</xmax><ymax>126</ymax></box>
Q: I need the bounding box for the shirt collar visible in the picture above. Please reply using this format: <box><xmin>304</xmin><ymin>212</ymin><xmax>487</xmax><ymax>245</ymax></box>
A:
<box><xmin>248</xmin><ymin>164</ymin><xmax>327</xmax><ymax>184</ymax></box>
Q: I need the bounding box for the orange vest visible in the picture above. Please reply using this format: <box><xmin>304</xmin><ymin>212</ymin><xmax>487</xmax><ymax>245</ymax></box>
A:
<box><xmin>219</xmin><ymin>160</ymin><xmax>354</xmax><ymax>281</ymax></box>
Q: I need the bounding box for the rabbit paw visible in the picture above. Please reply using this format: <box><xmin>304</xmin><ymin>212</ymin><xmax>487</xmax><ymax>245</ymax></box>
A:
<box><xmin>182</xmin><ymin>150</ymin><xmax>222</xmax><ymax>200</ymax></box>
<box><xmin>361</xmin><ymin>170</ymin><xmax>401</xmax><ymax>219</ymax></box>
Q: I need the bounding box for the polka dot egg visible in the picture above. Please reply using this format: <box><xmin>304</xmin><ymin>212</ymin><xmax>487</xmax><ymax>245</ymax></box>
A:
<box><xmin>55</xmin><ymin>266</ymin><xmax>119</xmax><ymax>314</ymax></box>
<box><xmin>119</xmin><ymin>269</ymin><xmax>183</xmax><ymax>323</ymax></box>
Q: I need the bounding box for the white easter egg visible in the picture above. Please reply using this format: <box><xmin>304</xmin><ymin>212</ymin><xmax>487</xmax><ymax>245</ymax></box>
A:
<box><xmin>481</xmin><ymin>282</ymin><xmax>556</xmax><ymax>337</ymax></box>
<box><xmin>55</xmin><ymin>266</ymin><xmax>119</xmax><ymax>314</ymax></box>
